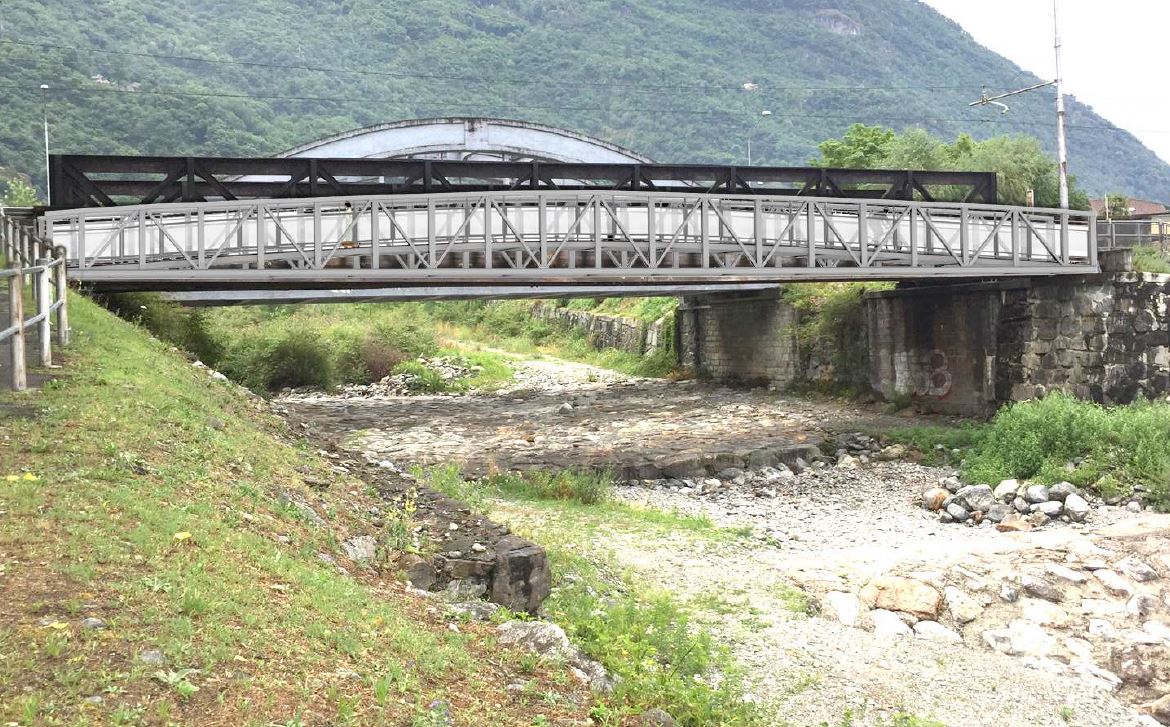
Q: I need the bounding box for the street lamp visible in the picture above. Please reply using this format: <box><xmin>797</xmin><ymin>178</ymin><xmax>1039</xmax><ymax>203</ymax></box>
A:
<box><xmin>747</xmin><ymin>110</ymin><xmax>772</xmax><ymax>167</ymax></box>
<box><xmin>40</xmin><ymin>84</ymin><xmax>50</xmax><ymax>206</ymax></box>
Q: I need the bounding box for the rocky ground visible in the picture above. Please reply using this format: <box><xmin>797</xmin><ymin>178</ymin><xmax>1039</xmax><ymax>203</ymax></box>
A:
<box><xmin>280</xmin><ymin>354</ymin><xmax>1170</xmax><ymax>727</ymax></box>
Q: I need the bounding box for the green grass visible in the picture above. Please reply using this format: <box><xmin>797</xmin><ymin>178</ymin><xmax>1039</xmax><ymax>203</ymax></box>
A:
<box><xmin>1132</xmin><ymin>245</ymin><xmax>1170</xmax><ymax>274</ymax></box>
<box><xmin>876</xmin><ymin>394</ymin><xmax>1170</xmax><ymax>509</ymax></box>
<box><xmin>0</xmin><ymin>295</ymin><xmax>592</xmax><ymax>726</ymax></box>
<box><xmin>415</xmin><ymin>465</ymin><xmax>761</xmax><ymax>726</ymax></box>
<box><xmin>429</xmin><ymin>300</ymin><xmax>679</xmax><ymax>378</ymax></box>
<box><xmin>562</xmin><ymin>296</ymin><xmax>678</xmax><ymax>323</ymax></box>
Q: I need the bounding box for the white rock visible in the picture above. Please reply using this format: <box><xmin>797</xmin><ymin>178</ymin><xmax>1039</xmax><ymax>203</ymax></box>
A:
<box><xmin>1064</xmin><ymin>493</ymin><xmax>1091</xmax><ymax>522</ymax></box>
<box><xmin>1143</xmin><ymin>620</ymin><xmax>1170</xmax><ymax>642</ymax></box>
<box><xmin>1115</xmin><ymin>556</ymin><xmax>1159</xmax><ymax>583</ymax></box>
<box><xmin>913</xmin><ymin>620</ymin><xmax>962</xmax><ymax>643</ymax></box>
<box><xmin>1128</xmin><ymin>593</ymin><xmax>1159</xmax><ymax>618</ymax></box>
<box><xmin>943</xmin><ymin>586</ymin><xmax>983</xmax><ymax>624</ymax></box>
<box><xmin>871</xmin><ymin>609</ymin><xmax>913</xmax><ymax>639</ymax></box>
<box><xmin>1064</xmin><ymin>637</ymin><xmax>1094</xmax><ymax>661</ymax></box>
<box><xmin>1087</xmin><ymin>619</ymin><xmax>1117</xmax><ymax>640</ymax></box>
<box><xmin>341</xmin><ymin>535</ymin><xmax>377</xmax><ymax>563</ymax></box>
<box><xmin>1082</xmin><ymin>598</ymin><xmax>1126</xmax><ymax>617</ymax></box>
<box><xmin>982</xmin><ymin>619</ymin><xmax>1056</xmax><ymax>657</ymax></box>
<box><xmin>994</xmin><ymin>479</ymin><xmax>1020</xmax><ymax>502</ymax></box>
<box><xmin>1044</xmin><ymin>563</ymin><xmax>1088</xmax><ymax>584</ymax></box>
<box><xmin>1021</xmin><ymin>598</ymin><xmax>1072</xmax><ymax>628</ymax></box>
<box><xmin>1093</xmin><ymin>570</ymin><xmax>1135</xmax><ymax>597</ymax></box>
<box><xmin>1120</xmin><ymin>629</ymin><xmax>1163</xmax><ymax>646</ymax></box>
<box><xmin>822</xmin><ymin>592</ymin><xmax>863</xmax><ymax>628</ymax></box>
<box><xmin>1069</xmin><ymin>661</ymin><xmax>1122</xmax><ymax>691</ymax></box>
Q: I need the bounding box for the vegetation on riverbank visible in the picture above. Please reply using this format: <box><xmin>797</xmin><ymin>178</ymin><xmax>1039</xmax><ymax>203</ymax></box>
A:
<box><xmin>102</xmin><ymin>294</ymin><xmax>678</xmax><ymax>392</ymax></box>
<box><xmin>884</xmin><ymin>394</ymin><xmax>1170</xmax><ymax>510</ymax></box>
<box><xmin>1133</xmin><ymin>245</ymin><xmax>1170</xmax><ymax>274</ymax></box>
<box><xmin>0</xmin><ymin>296</ymin><xmax>595</xmax><ymax>726</ymax></box>
<box><xmin>418</xmin><ymin>465</ymin><xmax>761</xmax><ymax>726</ymax></box>
<box><xmin>781</xmin><ymin>283</ymin><xmax>894</xmax><ymax>396</ymax></box>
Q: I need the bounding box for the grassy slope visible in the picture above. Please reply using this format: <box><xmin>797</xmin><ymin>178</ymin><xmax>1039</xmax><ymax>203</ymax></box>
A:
<box><xmin>0</xmin><ymin>296</ymin><xmax>591</xmax><ymax>726</ymax></box>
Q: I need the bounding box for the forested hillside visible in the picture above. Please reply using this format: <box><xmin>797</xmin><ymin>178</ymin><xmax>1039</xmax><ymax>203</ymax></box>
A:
<box><xmin>3</xmin><ymin>0</ymin><xmax>1167</xmax><ymax>200</ymax></box>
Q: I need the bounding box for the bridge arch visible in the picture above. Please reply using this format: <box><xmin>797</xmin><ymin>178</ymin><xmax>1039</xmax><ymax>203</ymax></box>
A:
<box><xmin>278</xmin><ymin>117</ymin><xmax>654</xmax><ymax>164</ymax></box>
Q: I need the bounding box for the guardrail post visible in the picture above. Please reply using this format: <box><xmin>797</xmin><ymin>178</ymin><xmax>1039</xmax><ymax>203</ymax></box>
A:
<box><xmin>54</xmin><ymin>248</ymin><xmax>69</xmax><ymax>346</ymax></box>
<box><xmin>36</xmin><ymin>258</ymin><xmax>51</xmax><ymax>366</ymax></box>
<box><xmin>8</xmin><ymin>268</ymin><xmax>25</xmax><ymax>391</ymax></box>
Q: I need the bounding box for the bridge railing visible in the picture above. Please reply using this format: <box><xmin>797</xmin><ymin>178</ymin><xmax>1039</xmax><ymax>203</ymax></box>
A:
<box><xmin>44</xmin><ymin>192</ymin><xmax>1097</xmax><ymax>283</ymax></box>
<box><xmin>1098</xmin><ymin>219</ymin><xmax>1170</xmax><ymax>252</ymax></box>
<box><xmin>2</xmin><ymin>209</ymin><xmax>69</xmax><ymax>390</ymax></box>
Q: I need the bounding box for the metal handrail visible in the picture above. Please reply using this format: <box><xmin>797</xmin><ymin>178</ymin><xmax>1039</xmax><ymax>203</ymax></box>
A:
<box><xmin>2</xmin><ymin>208</ymin><xmax>70</xmax><ymax>391</ymax></box>
<box><xmin>44</xmin><ymin>191</ymin><xmax>1098</xmax><ymax>285</ymax></box>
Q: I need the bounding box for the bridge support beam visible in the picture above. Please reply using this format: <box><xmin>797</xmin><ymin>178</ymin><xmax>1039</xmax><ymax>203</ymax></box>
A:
<box><xmin>677</xmin><ymin>291</ymin><xmax>801</xmax><ymax>386</ymax></box>
<box><xmin>678</xmin><ymin>273</ymin><xmax>1170</xmax><ymax>416</ymax></box>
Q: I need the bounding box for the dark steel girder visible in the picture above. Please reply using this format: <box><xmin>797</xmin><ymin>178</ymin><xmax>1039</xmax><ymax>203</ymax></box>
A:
<box><xmin>49</xmin><ymin>155</ymin><xmax>999</xmax><ymax>209</ymax></box>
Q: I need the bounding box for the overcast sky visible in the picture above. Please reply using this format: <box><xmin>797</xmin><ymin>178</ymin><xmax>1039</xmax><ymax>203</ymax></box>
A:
<box><xmin>923</xmin><ymin>0</ymin><xmax>1170</xmax><ymax>168</ymax></box>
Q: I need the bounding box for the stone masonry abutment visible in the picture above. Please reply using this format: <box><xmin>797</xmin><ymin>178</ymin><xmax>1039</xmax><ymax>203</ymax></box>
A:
<box><xmin>677</xmin><ymin>273</ymin><xmax>1170</xmax><ymax>416</ymax></box>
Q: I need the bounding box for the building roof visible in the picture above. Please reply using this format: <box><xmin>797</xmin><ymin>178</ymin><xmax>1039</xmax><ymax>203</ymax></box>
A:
<box><xmin>1090</xmin><ymin>197</ymin><xmax>1168</xmax><ymax>217</ymax></box>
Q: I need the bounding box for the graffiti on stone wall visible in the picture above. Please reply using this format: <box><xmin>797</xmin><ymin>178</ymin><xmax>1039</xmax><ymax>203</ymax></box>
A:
<box><xmin>917</xmin><ymin>350</ymin><xmax>953</xmax><ymax>398</ymax></box>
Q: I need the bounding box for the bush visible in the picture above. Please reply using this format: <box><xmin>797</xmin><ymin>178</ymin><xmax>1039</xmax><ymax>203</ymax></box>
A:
<box><xmin>488</xmin><ymin>469</ymin><xmax>613</xmax><ymax>505</ymax></box>
<box><xmin>266</xmin><ymin>330</ymin><xmax>334</xmax><ymax>389</ymax></box>
<box><xmin>360</xmin><ymin>339</ymin><xmax>409</xmax><ymax>380</ymax></box>
<box><xmin>961</xmin><ymin>394</ymin><xmax>1170</xmax><ymax>509</ymax></box>
<box><xmin>390</xmin><ymin>361</ymin><xmax>449</xmax><ymax>393</ymax></box>
<box><xmin>101</xmin><ymin>293</ymin><xmax>224</xmax><ymax>366</ymax></box>
<box><xmin>1132</xmin><ymin>245</ymin><xmax>1170</xmax><ymax>274</ymax></box>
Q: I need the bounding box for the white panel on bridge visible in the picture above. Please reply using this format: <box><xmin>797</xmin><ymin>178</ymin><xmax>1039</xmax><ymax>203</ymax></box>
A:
<box><xmin>44</xmin><ymin>191</ymin><xmax>1098</xmax><ymax>287</ymax></box>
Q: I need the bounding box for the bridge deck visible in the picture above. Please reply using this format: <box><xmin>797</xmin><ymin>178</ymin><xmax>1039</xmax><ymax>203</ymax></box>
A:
<box><xmin>44</xmin><ymin>191</ymin><xmax>1098</xmax><ymax>292</ymax></box>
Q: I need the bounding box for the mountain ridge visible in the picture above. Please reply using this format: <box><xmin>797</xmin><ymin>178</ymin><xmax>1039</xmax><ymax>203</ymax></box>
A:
<box><xmin>2</xmin><ymin>0</ymin><xmax>1167</xmax><ymax>201</ymax></box>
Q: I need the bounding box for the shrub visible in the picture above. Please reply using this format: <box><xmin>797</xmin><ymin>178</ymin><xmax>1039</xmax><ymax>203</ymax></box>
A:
<box><xmin>266</xmin><ymin>330</ymin><xmax>334</xmax><ymax>390</ymax></box>
<box><xmin>390</xmin><ymin>361</ymin><xmax>449</xmax><ymax>393</ymax></box>
<box><xmin>1132</xmin><ymin>245</ymin><xmax>1170</xmax><ymax>274</ymax></box>
<box><xmin>961</xmin><ymin>394</ymin><xmax>1170</xmax><ymax>509</ymax></box>
<box><xmin>360</xmin><ymin>339</ymin><xmax>409</xmax><ymax>380</ymax></box>
<box><xmin>101</xmin><ymin>292</ymin><xmax>224</xmax><ymax>366</ymax></box>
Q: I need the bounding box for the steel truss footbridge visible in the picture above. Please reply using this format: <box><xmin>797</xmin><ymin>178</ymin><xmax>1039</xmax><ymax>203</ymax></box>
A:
<box><xmin>41</xmin><ymin>123</ymin><xmax>1098</xmax><ymax>304</ymax></box>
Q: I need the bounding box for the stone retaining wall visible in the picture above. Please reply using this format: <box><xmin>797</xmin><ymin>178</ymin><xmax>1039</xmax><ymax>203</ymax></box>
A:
<box><xmin>531</xmin><ymin>302</ymin><xmax>670</xmax><ymax>356</ymax></box>
<box><xmin>681</xmin><ymin>274</ymin><xmax>1170</xmax><ymax>416</ymax></box>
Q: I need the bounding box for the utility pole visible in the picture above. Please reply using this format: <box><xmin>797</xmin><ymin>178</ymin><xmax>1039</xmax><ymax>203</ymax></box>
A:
<box><xmin>40</xmin><ymin>84</ymin><xmax>51</xmax><ymax>207</ymax></box>
<box><xmin>1053</xmin><ymin>0</ymin><xmax>1069</xmax><ymax>209</ymax></box>
<box><xmin>969</xmin><ymin>0</ymin><xmax>1070</xmax><ymax>209</ymax></box>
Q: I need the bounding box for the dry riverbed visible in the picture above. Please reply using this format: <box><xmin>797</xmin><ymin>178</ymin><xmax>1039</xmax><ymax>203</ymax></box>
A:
<box><xmin>280</xmin><ymin>354</ymin><xmax>1170</xmax><ymax>727</ymax></box>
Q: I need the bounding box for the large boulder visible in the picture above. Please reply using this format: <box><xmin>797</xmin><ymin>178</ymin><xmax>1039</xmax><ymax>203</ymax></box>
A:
<box><xmin>982</xmin><ymin>619</ymin><xmax>1056</xmax><ymax>657</ymax></box>
<box><xmin>490</xmin><ymin>535</ymin><xmax>552</xmax><ymax>613</ymax></box>
<box><xmin>921</xmin><ymin>487</ymin><xmax>950</xmax><ymax>512</ymax></box>
<box><xmin>913</xmin><ymin>620</ymin><xmax>962</xmax><ymax>643</ymax></box>
<box><xmin>1048</xmin><ymin>482</ymin><xmax>1078</xmax><ymax>502</ymax></box>
<box><xmin>943</xmin><ymin>586</ymin><xmax>983</xmax><ymax>624</ymax></box>
<box><xmin>956</xmin><ymin>485</ymin><xmax>995</xmax><ymax>513</ymax></box>
<box><xmin>821</xmin><ymin>591</ymin><xmax>863</xmax><ymax>628</ymax></box>
<box><xmin>860</xmin><ymin>576</ymin><xmax>942</xmax><ymax>619</ymax></box>
<box><xmin>994</xmin><ymin>479</ymin><xmax>1021</xmax><ymax>502</ymax></box>
<box><xmin>497</xmin><ymin>620</ymin><xmax>575</xmax><ymax>658</ymax></box>
<box><xmin>1025</xmin><ymin>484</ymin><xmax>1051</xmax><ymax>504</ymax></box>
<box><xmin>871</xmin><ymin>609</ymin><xmax>913</xmax><ymax>639</ymax></box>
<box><xmin>1064</xmin><ymin>493</ymin><xmax>1091</xmax><ymax>522</ymax></box>
<box><xmin>1142</xmin><ymin>694</ymin><xmax>1170</xmax><ymax>725</ymax></box>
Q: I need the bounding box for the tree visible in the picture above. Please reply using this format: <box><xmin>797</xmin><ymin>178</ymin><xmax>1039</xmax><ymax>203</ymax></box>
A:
<box><xmin>810</xmin><ymin>125</ymin><xmax>1090</xmax><ymax>209</ymax></box>
<box><xmin>1</xmin><ymin>178</ymin><xmax>39</xmax><ymax>207</ymax></box>
<box><xmin>813</xmin><ymin>124</ymin><xmax>895</xmax><ymax>168</ymax></box>
<box><xmin>1105</xmin><ymin>193</ymin><xmax>1131</xmax><ymax>220</ymax></box>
